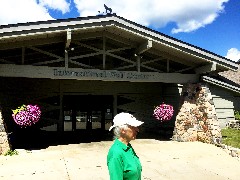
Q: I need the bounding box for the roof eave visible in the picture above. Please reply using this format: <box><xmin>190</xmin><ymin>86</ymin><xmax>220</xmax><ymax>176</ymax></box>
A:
<box><xmin>0</xmin><ymin>14</ymin><xmax>238</xmax><ymax>71</ymax></box>
<box><xmin>202</xmin><ymin>76</ymin><xmax>240</xmax><ymax>94</ymax></box>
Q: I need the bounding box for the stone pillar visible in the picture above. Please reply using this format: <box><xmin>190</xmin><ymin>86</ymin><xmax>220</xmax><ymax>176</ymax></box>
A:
<box><xmin>172</xmin><ymin>83</ymin><xmax>222</xmax><ymax>144</ymax></box>
<box><xmin>0</xmin><ymin>107</ymin><xmax>11</xmax><ymax>155</ymax></box>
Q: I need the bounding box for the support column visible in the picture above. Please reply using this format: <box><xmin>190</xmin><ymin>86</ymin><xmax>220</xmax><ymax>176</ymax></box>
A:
<box><xmin>65</xmin><ymin>29</ymin><xmax>71</xmax><ymax>69</ymax></box>
<box><xmin>136</xmin><ymin>56</ymin><xmax>141</xmax><ymax>72</ymax></box>
<box><xmin>113</xmin><ymin>94</ymin><xmax>117</xmax><ymax>117</ymax></box>
<box><xmin>0</xmin><ymin>106</ymin><xmax>10</xmax><ymax>155</ymax></box>
<box><xmin>103</xmin><ymin>36</ymin><xmax>106</xmax><ymax>69</ymax></box>
<box><xmin>65</xmin><ymin>51</ymin><xmax>69</xmax><ymax>69</ymax></box>
<box><xmin>21</xmin><ymin>47</ymin><xmax>25</xmax><ymax>65</ymax></box>
<box><xmin>172</xmin><ymin>83</ymin><xmax>222</xmax><ymax>144</ymax></box>
<box><xmin>58</xmin><ymin>81</ymin><xmax>64</xmax><ymax>132</ymax></box>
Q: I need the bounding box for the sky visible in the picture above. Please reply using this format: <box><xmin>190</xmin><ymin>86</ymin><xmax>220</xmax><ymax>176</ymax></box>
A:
<box><xmin>0</xmin><ymin>0</ymin><xmax>239</xmax><ymax>62</ymax></box>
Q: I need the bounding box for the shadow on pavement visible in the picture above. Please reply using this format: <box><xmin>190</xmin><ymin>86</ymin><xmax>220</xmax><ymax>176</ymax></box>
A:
<box><xmin>8</xmin><ymin>128</ymin><xmax>173</xmax><ymax>151</ymax></box>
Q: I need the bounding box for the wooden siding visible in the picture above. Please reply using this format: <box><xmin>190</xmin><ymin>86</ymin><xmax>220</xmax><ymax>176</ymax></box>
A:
<box><xmin>209</xmin><ymin>84</ymin><xmax>237</xmax><ymax>128</ymax></box>
<box><xmin>233</xmin><ymin>95</ymin><xmax>240</xmax><ymax>111</ymax></box>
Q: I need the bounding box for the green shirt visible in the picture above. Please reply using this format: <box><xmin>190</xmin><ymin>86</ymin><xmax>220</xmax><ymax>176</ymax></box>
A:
<box><xmin>107</xmin><ymin>139</ymin><xmax>142</xmax><ymax>180</ymax></box>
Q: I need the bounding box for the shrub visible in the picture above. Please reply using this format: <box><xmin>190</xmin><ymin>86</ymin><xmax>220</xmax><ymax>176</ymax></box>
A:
<box><xmin>4</xmin><ymin>149</ymin><xmax>19</xmax><ymax>156</ymax></box>
<box><xmin>234</xmin><ymin>110</ymin><xmax>240</xmax><ymax>120</ymax></box>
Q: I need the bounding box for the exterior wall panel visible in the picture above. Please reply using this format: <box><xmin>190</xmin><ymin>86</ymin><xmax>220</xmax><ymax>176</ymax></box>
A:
<box><xmin>209</xmin><ymin>84</ymin><xmax>236</xmax><ymax>128</ymax></box>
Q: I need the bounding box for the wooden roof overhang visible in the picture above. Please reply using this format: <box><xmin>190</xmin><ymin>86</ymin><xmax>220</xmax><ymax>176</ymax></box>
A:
<box><xmin>202</xmin><ymin>76</ymin><xmax>240</xmax><ymax>94</ymax></box>
<box><xmin>0</xmin><ymin>14</ymin><xmax>238</xmax><ymax>83</ymax></box>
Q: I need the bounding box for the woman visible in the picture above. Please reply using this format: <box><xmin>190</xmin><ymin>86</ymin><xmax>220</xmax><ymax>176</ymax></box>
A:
<box><xmin>107</xmin><ymin>112</ymin><xmax>144</xmax><ymax>180</ymax></box>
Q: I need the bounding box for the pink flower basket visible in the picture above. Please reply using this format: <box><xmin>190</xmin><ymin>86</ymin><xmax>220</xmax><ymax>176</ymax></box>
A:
<box><xmin>12</xmin><ymin>104</ymin><xmax>41</xmax><ymax>127</ymax></box>
<box><xmin>153</xmin><ymin>103</ymin><xmax>174</xmax><ymax>121</ymax></box>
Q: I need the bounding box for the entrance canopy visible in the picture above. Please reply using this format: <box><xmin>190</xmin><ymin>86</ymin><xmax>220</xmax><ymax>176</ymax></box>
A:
<box><xmin>0</xmin><ymin>14</ymin><xmax>238</xmax><ymax>83</ymax></box>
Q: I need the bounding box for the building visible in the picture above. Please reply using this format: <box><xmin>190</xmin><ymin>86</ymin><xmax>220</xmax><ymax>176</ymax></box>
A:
<box><xmin>0</xmin><ymin>14</ymin><xmax>239</xmax><ymax>152</ymax></box>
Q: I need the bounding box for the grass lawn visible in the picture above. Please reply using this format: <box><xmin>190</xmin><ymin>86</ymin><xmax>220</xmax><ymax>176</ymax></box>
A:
<box><xmin>221</xmin><ymin>128</ymin><xmax>240</xmax><ymax>149</ymax></box>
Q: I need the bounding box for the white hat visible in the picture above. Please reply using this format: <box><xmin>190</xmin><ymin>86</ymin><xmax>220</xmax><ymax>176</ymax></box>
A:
<box><xmin>109</xmin><ymin>112</ymin><xmax>144</xmax><ymax>131</ymax></box>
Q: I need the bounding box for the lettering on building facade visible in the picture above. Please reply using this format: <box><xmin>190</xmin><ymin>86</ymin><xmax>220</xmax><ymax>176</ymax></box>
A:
<box><xmin>53</xmin><ymin>69</ymin><xmax>154</xmax><ymax>81</ymax></box>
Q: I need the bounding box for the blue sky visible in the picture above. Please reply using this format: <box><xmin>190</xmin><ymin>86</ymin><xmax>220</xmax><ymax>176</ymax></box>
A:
<box><xmin>0</xmin><ymin>0</ymin><xmax>239</xmax><ymax>61</ymax></box>
<box><xmin>167</xmin><ymin>0</ymin><xmax>240</xmax><ymax>61</ymax></box>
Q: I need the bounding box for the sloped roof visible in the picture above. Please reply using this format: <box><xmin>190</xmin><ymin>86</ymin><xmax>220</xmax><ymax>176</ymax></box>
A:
<box><xmin>202</xmin><ymin>67</ymin><xmax>240</xmax><ymax>94</ymax></box>
<box><xmin>0</xmin><ymin>14</ymin><xmax>238</xmax><ymax>73</ymax></box>
<box><xmin>202</xmin><ymin>74</ymin><xmax>240</xmax><ymax>94</ymax></box>
<box><xmin>219</xmin><ymin>70</ymin><xmax>240</xmax><ymax>85</ymax></box>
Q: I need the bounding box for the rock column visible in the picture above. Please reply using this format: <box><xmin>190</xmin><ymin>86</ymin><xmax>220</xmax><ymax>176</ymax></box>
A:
<box><xmin>172</xmin><ymin>83</ymin><xmax>222</xmax><ymax>144</ymax></box>
<box><xmin>0</xmin><ymin>107</ymin><xmax>10</xmax><ymax>155</ymax></box>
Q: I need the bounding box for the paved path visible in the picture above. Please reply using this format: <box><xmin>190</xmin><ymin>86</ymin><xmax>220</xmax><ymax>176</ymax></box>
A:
<box><xmin>0</xmin><ymin>139</ymin><xmax>240</xmax><ymax>180</ymax></box>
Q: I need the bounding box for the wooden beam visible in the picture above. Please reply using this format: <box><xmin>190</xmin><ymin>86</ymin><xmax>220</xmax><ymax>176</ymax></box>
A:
<box><xmin>65</xmin><ymin>51</ymin><xmax>69</xmax><ymax>68</ymax></box>
<box><xmin>69</xmin><ymin>59</ymin><xmax>94</xmax><ymax>68</ymax></box>
<box><xmin>73</xmin><ymin>41</ymin><xmax>101</xmax><ymax>52</ymax></box>
<box><xmin>113</xmin><ymin>94</ymin><xmax>117</xmax><ymax>117</ymax></box>
<box><xmin>174</xmin><ymin>66</ymin><xmax>195</xmax><ymax>73</ymax></box>
<box><xmin>195</xmin><ymin>62</ymin><xmax>216</xmax><ymax>74</ymax></box>
<box><xmin>141</xmin><ymin>58</ymin><xmax>163</xmax><ymax>65</ymax></box>
<box><xmin>28</xmin><ymin>47</ymin><xmax>63</xmax><ymax>59</ymax></box>
<box><xmin>58</xmin><ymin>81</ymin><xmax>64</xmax><ymax>132</ymax></box>
<box><xmin>105</xmin><ymin>31</ymin><xmax>137</xmax><ymax>46</ymax></box>
<box><xmin>0</xmin><ymin>58</ymin><xmax>13</xmax><ymax>64</ymax></box>
<box><xmin>136</xmin><ymin>39</ymin><xmax>152</xmax><ymax>55</ymax></box>
<box><xmin>106</xmin><ymin>46</ymin><xmax>133</xmax><ymax>53</ymax></box>
<box><xmin>0</xmin><ymin>64</ymin><xmax>199</xmax><ymax>83</ymax></box>
<box><xmin>33</xmin><ymin>58</ymin><xmax>64</xmax><ymax>65</ymax></box>
<box><xmin>66</xmin><ymin>29</ymin><xmax>71</xmax><ymax>49</ymax></box>
<box><xmin>0</xmin><ymin>36</ymin><xmax>65</xmax><ymax>50</ymax></box>
<box><xmin>167</xmin><ymin>59</ymin><xmax>169</xmax><ymax>73</ymax></box>
<box><xmin>70</xmin><ymin>51</ymin><xmax>103</xmax><ymax>60</ymax></box>
<box><xmin>103</xmin><ymin>36</ymin><xmax>106</xmax><ymax>69</ymax></box>
<box><xmin>106</xmin><ymin>52</ymin><xmax>135</xmax><ymax>64</ymax></box>
<box><xmin>141</xmin><ymin>64</ymin><xmax>163</xmax><ymax>73</ymax></box>
<box><xmin>21</xmin><ymin>47</ymin><xmax>25</xmax><ymax>65</ymax></box>
<box><xmin>73</xmin><ymin>31</ymin><xmax>137</xmax><ymax>47</ymax></box>
<box><xmin>139</xmin><ymin>57</ymin><xmax>167</xmax><ymax>72</ymax></box>
<box><xmin>115</xmin><ymin>64</ymin><xmax>136</xmax><ymax>70</ymax></box>
<box><xmin>149</xmin><ymin>48</ymin><xmax>196</xmax><ymax>67</ymax></box>
<box><xmin>137</xmin><ymin>56</ymin><xmax>141</xmax><ymax>72</ymax></box>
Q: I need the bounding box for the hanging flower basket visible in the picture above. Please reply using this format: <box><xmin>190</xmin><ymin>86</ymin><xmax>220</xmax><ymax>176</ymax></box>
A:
<box><xmin>153</xmin><ymin>103</ymin><xmax>174</xmax><ymax>121</ymax></box>
<box><xmin>12</xmin><ymin>104</ymin><xmax>41</xmax><ymax>127</ymax></box>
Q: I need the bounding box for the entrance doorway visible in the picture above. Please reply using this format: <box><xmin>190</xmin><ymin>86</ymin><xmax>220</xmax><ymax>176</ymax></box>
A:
<box><xmin>63</xmin><ymin>95</ymin><xmax>113</xmax><ymax>131</ymax></box>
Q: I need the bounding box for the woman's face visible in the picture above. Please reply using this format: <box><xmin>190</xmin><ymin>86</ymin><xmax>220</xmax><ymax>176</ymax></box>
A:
<box><xmin>123</xmin><ymin>125</ymin><xmax>139</xmax><ymax>142</ymax></box>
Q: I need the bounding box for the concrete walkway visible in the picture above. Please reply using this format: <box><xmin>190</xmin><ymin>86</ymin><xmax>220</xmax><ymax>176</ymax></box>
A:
<box><xmin>0</xmin><ymin>139</ymin><xmax>240</xmax><ymax>180</ymax></box>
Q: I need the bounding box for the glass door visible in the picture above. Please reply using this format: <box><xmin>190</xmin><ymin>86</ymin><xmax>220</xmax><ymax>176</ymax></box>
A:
<box><xmin>76</xmin><ymin>111</ymin><xmax>87</xmax><ymax>130</ymax></box>
<box><xmin>75</xmin><ymin>110</ymin><xmax>102</xmax><ymax>130</ymax></box>
<box><xmin>63</xmin><ymin>95</ymin><xmax>113</xmax><ymax>131</ymax></box>
<box><xmin>64</xmin><ymin>110</ymin><xmax>72</xmax><ymax>131</ymax></box>
<box><xmin>92</xmin><ymin>110</ymin><xmax>102</xmax><ymax>129</ymax></box>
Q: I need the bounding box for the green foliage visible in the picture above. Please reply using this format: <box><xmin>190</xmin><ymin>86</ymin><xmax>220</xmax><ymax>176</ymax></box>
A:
<box><xmin>4</xmin><ymin>149</ymin><xmax>19</xmax><ymax>156</ymax></box>
<box><xmin>221</xmin><ymin>128</ymin><xmax>240</xmax><ymax>149</ymax></box>
<box><xmin>12</xmin><ymin>104</ymin><xmax>26</xmax><ymax>115</ymax></box>
<box><xmin>234</xmin><ymin>110</ymin><xmax>240</xmax><ymax>120</ymax></box>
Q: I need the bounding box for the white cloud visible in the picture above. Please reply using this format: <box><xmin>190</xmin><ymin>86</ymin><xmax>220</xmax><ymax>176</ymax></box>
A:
<box><xmin>0</xmin><ymin>0</ymin><xmax>229</xmax><ymax>33</ymax></box>
<box><xmin>39</xmin><ymin>0</ymin><xmax>70</xmax><ymax>14</ymax></box>
<box><xmin>73</xmin><ymin>0</ymin><xmax>229</xmax><ymax>33</ymax></box>
<box><xmin>225</xmin><ymin>48</ymin><xmax>240</xmax><ymax>62</ymax></box>
<box><xmin>0</xmin><ymin>0</ymin><xmax>52</xmax><ymax>25</ymax></box>
<box><xmin>0</xmin><ymin>0</ymin><xmax>70</xmax><ymax>25</ymax></box>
